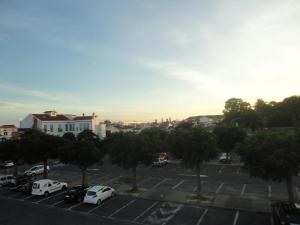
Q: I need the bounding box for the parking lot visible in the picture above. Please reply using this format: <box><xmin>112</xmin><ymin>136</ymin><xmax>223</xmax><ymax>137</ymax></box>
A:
<box><xmin>1</xmin><ymin>162</ymin><xmax>298</xmax><ymax>224</ymax></box>
<box><xmin>0</xmin><ymin>187</ymin><xmax>271</xmax><ymax>225</ymax></box>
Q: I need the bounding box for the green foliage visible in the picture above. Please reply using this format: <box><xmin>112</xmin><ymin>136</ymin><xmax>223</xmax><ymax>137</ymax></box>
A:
<box><xmin>239</xmin><ymin>130</ymin><xmax>300</xmax><ymax>182</ymax></box>
<box><xmin>168</xmin><ymin>127</ymin><xmax>218</xmax><ymax>169</ymax></box>
<box><xmin>139</xmin><ymin>127</ymin><xmax>168</xmax><ymax>154</ymax></box>
<box><xmin>108</xmin><ymin>132</ymin><xmax>155</xmax><ymax>169</ymax></box>
<box><xmin>213</xmin><ymin>126</ymin><xmax>246</xmax><ymax>154</ymax></box>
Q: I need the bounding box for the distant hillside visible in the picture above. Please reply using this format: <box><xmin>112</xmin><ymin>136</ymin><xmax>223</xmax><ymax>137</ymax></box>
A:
<box><xmin>186</xmin><ymin>115</ymin><xmax>224</xmax><ymax>121</ymax></box>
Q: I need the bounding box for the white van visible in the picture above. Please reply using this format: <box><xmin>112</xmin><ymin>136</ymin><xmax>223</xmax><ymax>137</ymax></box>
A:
<box><xmin>31</xmin><ymin>179</ymin><xmax>67</xmax><ymax>197</ymax></box>
<box><xmin>0</xmin><ymin>174</ymin><xmax>15</xmax><ymax>186</ymax></box>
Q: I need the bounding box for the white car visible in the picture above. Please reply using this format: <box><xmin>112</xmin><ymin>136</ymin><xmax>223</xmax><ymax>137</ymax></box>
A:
<box><xmin>24</xmin><ymin>165</ymin><xmax>50</xmax><ymax>176</ymax></box>
<box><xmin>32</xmin><ymin>179</ymin><xmax>67</xmax><ymax>197</ymax></box>
<box><xmin>83</xmin><ymin>185</ymin><xmax>115</xmax><ymax>205</ymax></box>
<box><xmin>0</xmin><ymin>161</ymin><xmax>14</xmax><ymax>168</ymax></box>
<box><xmin>0</xmin><ymin>174</ymin><xmax>15</xmax><ymax>186</ymax></box>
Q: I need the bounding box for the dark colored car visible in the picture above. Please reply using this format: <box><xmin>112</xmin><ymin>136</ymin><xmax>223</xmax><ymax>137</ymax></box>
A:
<box><xmin>272</xmin><ymin>201</ymin><xmax>300</xmax><ymax>225</ymax></box>
<box><xmin>64</xmin><ymin>185</ymin><xmax>88</xmax><ymax>202</ymax></box>
<box><xmin>17</xmin><ymin>180</ymin><xmax>34</xmax><ymax>194</ymax></box>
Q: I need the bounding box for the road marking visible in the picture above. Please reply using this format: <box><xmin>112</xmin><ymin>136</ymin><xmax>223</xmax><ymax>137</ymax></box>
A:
<box><xmin>172</xmin><ymin>180</ymin><xmax>185</xmax><ymax>190</ymax></box>
<box><xmin>68</xmin><ymin>202</ymin><xmax>82</xmax><ymax>210</ymax></box>
<box><xmin>52</xmin><ymin>200</ymin><xmax>64</xmax><ymax>206</ymax></box>
<box><xmin>268</xmin><ymin>185</ymin><xmax>272</xmax><ymax>198</ymax></box>
<box><xmin>196</xmin><ymin>208</ymin><xmax>208</xmax><ymax>225</ymax></box>
<box><xmin>22</xmin><ymin>195</ymin><xmax>35</xmax><ymax>200</ymax></box>
<box><xmin>236</xmin><ymin>167</ymin><xmax>241</xmax><ymax>174</ymax></box>
<box><xmin>218</xmin><ymin>166</ymin><xmax>224</xmax><ymax>173</ymax></box>
<box><xmin>109</xmin><ymin>199</ymin><xmax>136</xmax><ymax>218</ymax></box>
<box><xmin>240</xmin><ymin>184</ymin><xmax>246</xmax><ymax>196</ymax></box>
<box><xmin>138</xmin><ymin>177</ymin><xmax>151</xmax><ymax>185</ymax></box>
<box><xmin>104</xmin><ymin>176</ymin><xmax>122</xmax><ymax>184</ymax></box>
<box><xmin>179</xmin><ymin>174</ymin><xmax>208</xmax><ymax>178</ymax></box>
<box><xmin>151</xmin><ymin>179</ymin><xmax>169</xmax><ymax>189</ymax></box>
<box><xmin>192</xmin><ymin>181</ymin><xmax>207</xmax><ymax>192</ymax></box>
<box><xmin>132</xmin><ymin>201</ymin><xmax>159</xmax><ymax>222</ymax></box>
<box><xmin>233</xmin><ymin>210</ymin><xmax>239</xmax><ymax>225</ymax></box>
<box><xmin>216</xmin><ymin>182</ymin><xmax>224</xmax><ymax>194</ymax></box>
<box><xmin>36</xmin><ymin>191</ymin><xmax>65</xmax><ymax>203</ymax></box>
<box><xmin>88</xmin><ymin>203</ymin><xmax>104</xmax><ymax>213</ymax></box>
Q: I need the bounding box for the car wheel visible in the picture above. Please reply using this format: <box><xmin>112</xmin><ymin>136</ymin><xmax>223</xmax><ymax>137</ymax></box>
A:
<box><xmin>77</xmin><ymin>196</ymin><xmax>81</xmax><ymax>202</ymax></box>
<box><xmin>97</xmin><ymin>199</ymin><xmax>101</xmax><ymax>206</ymax></box>
<box><xmin>111</xmin><ymin>191</ymin><xmax>115</xmax><ymax>198</ymax></box>
<box><xmin>61</xmin><ymin>186</ymin><xmax>66</xmax><ymax>191</ymax></box>
<box><xmin>44</xmin><ymin>191</ymin><xmax>49</xmax><ymax>197</ymax></box>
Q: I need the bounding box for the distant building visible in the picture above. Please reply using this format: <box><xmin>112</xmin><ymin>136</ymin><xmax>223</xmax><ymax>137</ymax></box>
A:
<box><xmin>20</xmin><ymin>111</ymin><xmax>106</xmax><ymax>139</ymax></box>
<box><xmin>0</xmin><ymin>125</ymin><xmax>18</xmax><ymax>141</ymax></box>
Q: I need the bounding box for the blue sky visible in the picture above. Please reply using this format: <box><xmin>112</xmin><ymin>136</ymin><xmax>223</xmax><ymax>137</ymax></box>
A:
<box><xmin>1</xmin><ymin>0</ymin><xmax>300</xmax><ymax>125</ymax></box>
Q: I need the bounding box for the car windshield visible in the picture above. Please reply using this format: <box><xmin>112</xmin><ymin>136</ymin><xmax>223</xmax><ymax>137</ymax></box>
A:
<box><xmin>87</xmin><ymin>191</ymin><xmax>96</xmax><ymax>196</ymax></box>
<box><xmin>32</xmin><ymin>183</ymin><xmax>40</xmax><ymax>189</ymax></box>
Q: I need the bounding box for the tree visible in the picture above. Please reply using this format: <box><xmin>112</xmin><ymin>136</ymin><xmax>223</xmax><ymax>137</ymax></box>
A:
<box><xmin>239</xmin><ymin>130</ymin><xmax>300</xmax><ymax>202</ymax></box>
<box><xmin>213</xmin><ymin>126</ymin><xmax>246</xmax><ymax>162</ymax></box>
<box><xmin>167</xmin><ymin>127</ymin><xmax>218</xmax><ymax>198</ymax></box>
<box><xmin>59</xmin><ymin>130</ymin><xmax>105</xmax><ymax>187</ymax></box>
<box><xmin>139</xmin><ymin>127</ymin><xmax>168</xmax><ymax>154</ymax></box>
<box><xmin>0</xmin><ymin>139</ymin><xmax>23</xmax><ymax>177</ymax></box>
<box><xmin>22</xmin><ymin>129</ymin><xmax>62</xmax><ymax>178</ymax></box>
<box><xmin>108</xmin><ymin>132</ymin><xmax>155</xmax><ymax>192</ymax></box>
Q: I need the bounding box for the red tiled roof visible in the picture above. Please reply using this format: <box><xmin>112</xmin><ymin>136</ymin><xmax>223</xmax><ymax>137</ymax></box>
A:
<box><xmin>0</xmin><ymin>125</ymin><xmax>17</xmax><ymax>128</ymax></box>
<box><xmin>73</xmin><ymin>116</ymin><xmax>94</xmax><ymax>120</ymax></box>
<box><xmin>33</xmin><ymin>114</ymin><xmax>70</xmax><ymax>121</ymax></box>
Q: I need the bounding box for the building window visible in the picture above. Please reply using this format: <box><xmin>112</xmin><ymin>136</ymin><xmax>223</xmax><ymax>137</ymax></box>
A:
<box><xmin>44</xmin><ymin>125</ymin><xmax>47</xmax><ymax>132</ymax></box>
<box><xmin>4</xmin><ymin>132</ymin><xmax>7</xmax><ymax>136</ymax></box>
<box><xmin>65</xmin><ymin>124</ymin><xmax>68</xmax><ymax>132</ymax></box>
<box><xmin>58</xmin><ymin>124</ymin><xmax>62</xmax><ymax>132</ymax></box>
<box><xmin>50</xmin><ymin>124</ymin><xmax>53</xmax><ymax>132</ymax></box>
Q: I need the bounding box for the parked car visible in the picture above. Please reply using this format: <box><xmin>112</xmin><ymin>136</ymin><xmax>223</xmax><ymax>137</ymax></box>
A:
<box><xmin>152</xmin><ymin>158</ymin><xmax>168</xmax><ymax>167</ymax></box>
<box><xmin>31</xmin><ymin>179</ymin><xmax>67</xmax><ymax>197</ymax></box>
<box><xmin>272</xmin><ymin>201</ymin><xmax>300</xmax><ymax>225</ymax></box>
<box><xmin>0</xmin><ymin>174</ymin><xmax>15</xmax><ymax>187</ymax></box>
<box><xmin>64</xmin><ymin>185</ymin><xmax>89</xmax><ymax>202</ymax></box>
<box><xmin>219</xmin><ymin>153</ymin><xmax>232</xmax><ymax>163</ymax></box>
<box><xmin>83</xmin><ymin>186</ymin><xmax>115</xmax><ymax>205</ymax></box>
<box><xmin>24</xmin><ymin>165</ymin><xmax>50</xmax><ymax>177</ymax></box>
<box><xmin>18</xmin><ymin>180</ymin><xmax>34</xmax><ymax>194</ymax></box>
<box><xmin>0</xmin><ymin>160</ymin><xmax>14</xmax><ymax>168</ymax></box>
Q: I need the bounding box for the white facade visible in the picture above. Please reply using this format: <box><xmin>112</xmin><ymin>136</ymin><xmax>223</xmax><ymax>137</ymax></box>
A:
<box><xmin>0</xmin><ymin>125</ymin><xmax>18</xmax><ymax>141</ymax></box>
<box><xmin>20</xmin><ymin>111</ymin><xmax>106</xmax><ymax>139</ymax></box>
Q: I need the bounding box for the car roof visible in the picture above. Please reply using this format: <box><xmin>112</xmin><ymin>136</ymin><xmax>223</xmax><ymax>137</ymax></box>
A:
<box><xmin>0</xmin><ymin>174</ymin><xmax>13</xmax><ymax>177</ymax></box>
<box><xmin>88</xmin><ymin>185</ymin><xmax>108</xmax><ymax>192</ymax></box>
<box><xmin>33</xmin><ymin>179</ymin><xmax>53</xmax><ymax>183</ymax></box>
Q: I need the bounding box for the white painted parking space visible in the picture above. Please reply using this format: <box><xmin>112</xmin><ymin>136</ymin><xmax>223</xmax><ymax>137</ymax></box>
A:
<box><xmin>218</xmin><ymin>166</ymin><xmax>224</xmax><ymax>173</ymax></box>
<box><xmin>240</xmin><ymin>184</ymin><xmax>246</xmax><ymax>196</ymax></box>
<box><xmin>172</xmin><ymin>180</ymin><xmax>185</xmax><ymax>190</ymax></box>
<box><xmin>196</xmin><ymin>208</ymin><xmax>208</xmax><ymax>225</ymax></box>
<box><xmin>68</xmin><ymin>202</ymin><xmax>82</xmax><ymax>210</ymax></box>
<box><xmin>233</xmin><ymin>210</ymin><xmax>239</xmax><ymax>225</ymax></box>
<box><xmin>22</xmin><ymin>195</ymin><xmax>36</xmax><ymax>201</ymax></box>
<box><xmin>216</xmin><ymin>182</ymin><xmax>224</xmax><ymax>194</ymax></box>
<box><xmin>151</xmin><ymin>178</ymin><xmax>169</xmax><ymax>189</ymax></box>
<box><xmin>52</xmin><ymin>200</ymin><xmax>64</xmax><ymax>206</ymax></box>
<box><xmin>132</xmin><ymin>201</ymin><xmax>159</xmax><ymax>222</ymax></box>
<box><xmin>108</xmin><ymin>199</ymin><xmax>136</xmax><ymax>218</ymax></box>
<box><xmin>36</xmin><ymin>191</ymin><xmax>65</xmax><ymax>203</ymax></box>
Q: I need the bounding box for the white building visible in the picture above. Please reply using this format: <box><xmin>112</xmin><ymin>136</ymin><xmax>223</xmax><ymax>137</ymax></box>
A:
<box><xmin>0</xmin><ymin>125</ymin><xmax>18</xmax><ymax>141</ymax></box>
<box><xmin>20</xmin><ymin>111</ymin><xmax>106</xmax><ymax>139</ymax></box>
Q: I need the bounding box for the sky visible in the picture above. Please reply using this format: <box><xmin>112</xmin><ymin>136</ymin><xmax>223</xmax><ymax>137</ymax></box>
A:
<box><xmin>1</xmin><ymin>0</ymin><xmax>300</xmax><ymax>125</ymax></box>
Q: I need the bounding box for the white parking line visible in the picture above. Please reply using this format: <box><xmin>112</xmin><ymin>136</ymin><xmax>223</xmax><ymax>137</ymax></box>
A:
<box><xmin>22</xmin><ymin>195</ymin><xmax>35</xmax><ymax>200</ymax></box>
<box><xmin>138</xmin><ymin>177</ymin><xmax>152</xmax><ymax>185</ymax></box>
<box><xmin>236</xmin><ymin>167</ymin><xmax>241</xmax><ymax>174</ymax></box>
<box><xmin>151</xmin><ymin>178</ymin><xmax>169</xmax><ymax>189</ymax></box>
<box><xmin>268</xmin><ymin>185</ymin><xmax>272</xmax><ymax>198</ymax></box>
<box><xmin>52</xmin><ymin>200</ymin><xmax>64</xmax><ymax>206</ymax></box>
<box><xmin>36</xmin><ymin>191</ymin><xmax>65</xmax><ymax>203</ymax></box>
<box><xmin>196</xmin><ymin>208</ymin><xmax>208</xmax><ymax>225</ymax></box>
<box><xmin>172</xmin><ymin>180</ymin><xmax>185</xmax><ymax>190</ymax></box>
<box><xmin>240</xmin><ymin>184</ymin><xmax>246</xmax><ymax>196</ymax></box>
<box><xmin>68</xmin><ymin>202</ymin><xmax>82</xmax><ymax>210</ymax></box>
<box><xmin>216</xmin><ymin>182</ymin><xmax>224</xmax><ymax>194</ymax></box>
<box><xmin>132</xmin><ymin>201</ymin><xmax>159</xmax><ymax>222</ymax></box>
<box><xmin>88</xmin><ymin>203</ymin><xmax>103</xmax><ymax>213</ymax></box>
<box><xmin>233</xmin><ymin>210</ymin><xmax>239</xmax><ymax>225</ymax></box>
<box><xmin>104</xmin><ymin>176</ymin><xmax>122</xmax><ymax>184</ymax></box>
<box><xmin>218</xmin><ymin>166</ymin><xmax>224</xmax><ymax>173</ymax></box>
<box><xmin>108</xmin><ymin>199</ymin><xmax>136</xmax><ymax>218</ymax></box>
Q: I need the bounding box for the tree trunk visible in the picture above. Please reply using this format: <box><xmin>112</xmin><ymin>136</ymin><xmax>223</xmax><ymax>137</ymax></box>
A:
<box><xmin>43</xmin><ymin>159</ymin><xmax>48</xmax><ymax>179</ymax></box>
<box><xmin>226</xmin><ymin>152</ymin><xmax>229</xmax><ymax>162</ymax></box>
<box><xmin>81</xmin><ymin>168</ymin><xmax>87</xmax><ymax>187</ymax></box>
<box><xmin>196</xmin><ymin>164</ymin><xmax>202</xmax><ymax>199</ymax></box>
<box><xmin>13</xmin><ymin>160</ymin><xmax>18</xmax><ymax>177</ymax></box>
<box><xmin>132</xmin><ymin>166</ymin><xmax>137</xmax><ymax>192</ymax></box>
<box><xmin>286</xmin><ymin>175</ymin><xmax>295</xmax><ymax>203</ymax></box>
